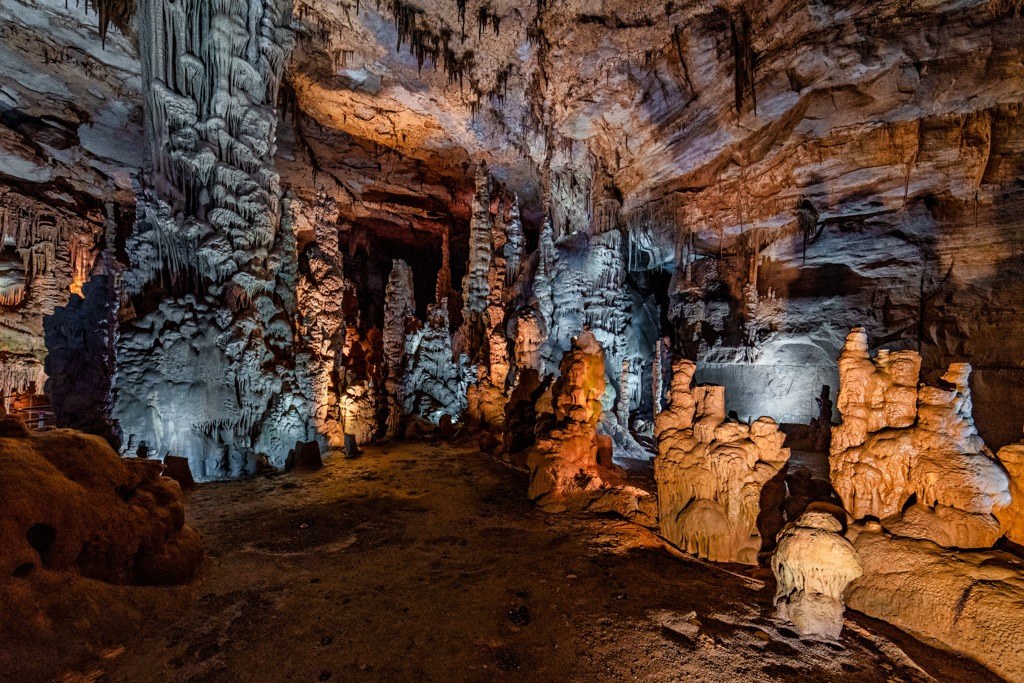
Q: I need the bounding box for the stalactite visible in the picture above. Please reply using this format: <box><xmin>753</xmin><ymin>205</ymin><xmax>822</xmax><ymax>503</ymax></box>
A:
<box><xmin>797</xmin><ymin>200</ymin><xmax>819</xmax><ymax>263</ymax></box>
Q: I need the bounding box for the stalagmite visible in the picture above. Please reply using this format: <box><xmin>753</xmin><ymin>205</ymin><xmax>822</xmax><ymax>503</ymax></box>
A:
<box><xmin>435</xmin><ymin>227</ymin><xmax>452</xmax><ymax>305</ymax></box>
<box><xmin>654</xmin><ymin>357</ymin><xmax>790</xmax><ymax>564</ymax></box>
<box><xmin>383</xmin><ymin>259</ymin><xmax>415</xmax><ymax>437</ymax></box>
<box><xmin>830</xmin><ymin>328</ymin><xmax>1011</xmax><ymax>548</ymax></box>
<box><xmin>652</xmin><ymin>337</ymin><xmax>667</xmax><ymax>415</ymax></box>
<box><xmin>616</xmin><ymin>358</ymin><xmax>631</xmax><ymax>427</ymax></box>
<box><xmin>503</xmin><ymin>196</ymin><xmax>525</xmax><ymax>288</ymax></box>
<box><xmin>403</xmin><ymin>298</ymin><xmax>470</xmax><ymax>425</ymax></box>
<box><xmin>772</xmin><ymin>510</ymin><xmax>862</xmax><ymax>639</ymax></box>
<box><xmin>526</xmin><ymin>331</ymin><xmax>654</xmax><ymax>523</ymax></box>
<box><xmin>847</xmin><ymin>524</ymin><xmax>1024</xmax><ymax>683</ymax></box>
<box><xmin>461</xmin><ymin>162</ymin><xmax>492</xmax><ymax>362</ymax></box>
<box><xmin>296</xmin><ymin>191</ymin><xmax>348</xmax><ymax>448</ymax></box>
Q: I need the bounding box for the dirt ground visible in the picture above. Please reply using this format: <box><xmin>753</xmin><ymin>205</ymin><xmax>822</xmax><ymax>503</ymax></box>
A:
<box><xmin>25</xmin><ymin>440</ymin><xmax>1004</xmax><ymax>682</ymax></box>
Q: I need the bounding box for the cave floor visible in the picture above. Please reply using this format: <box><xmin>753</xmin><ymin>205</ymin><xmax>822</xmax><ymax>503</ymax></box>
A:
<box><xmin>99</xmin><ymin>440</ymin><xmax>999</xmax><ymax>682</ymax></box>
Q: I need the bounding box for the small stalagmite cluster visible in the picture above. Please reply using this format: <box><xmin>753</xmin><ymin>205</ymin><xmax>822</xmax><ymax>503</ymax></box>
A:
<box><xmin>655</xmin><ymin>358</ymin><xmax>790</xmax><ymax>564</ymax></box>
<box><xmin>830</xmin><ymin>327</ymin><xmax>1011</xmax><ymax>548</ymax></box>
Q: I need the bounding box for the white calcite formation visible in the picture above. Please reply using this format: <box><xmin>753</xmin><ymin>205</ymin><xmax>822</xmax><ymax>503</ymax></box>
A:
<box><xmin>771</xmin><ymin>510</ymin><xmax>862</xmax><ymax>639</ymax></box>
<box><xmin>402</xmin><ymin>299</ymin><xmax>470</xmax><ymax>425</ymax></box>
<box><xmin>655</xmin><ymin>358</ymin><xmax>790</xmax><ymax>565</ymax></box>
<box><xmin>523</xmin><ymin>212</ymin><xmax>650</xmax><ymax>448</ymax></box>
<box><xmin>830</xmin><ymin>328</ymin><xmax>1011</xmax><ymax>548</ymax></box>
<box><xmin>113</xmin><ymin>0</ymin><xmax>316</xmax><ymax>478</ymax></box>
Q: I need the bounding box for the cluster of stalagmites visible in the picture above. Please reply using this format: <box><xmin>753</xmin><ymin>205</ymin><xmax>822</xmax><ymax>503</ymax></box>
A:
<box><xmin>654</xmin><ymin>358</ymin><xmax>790</xmax><ymax>565</ymax></box>
<box><xmin>640</xmin><ymin>324</ymin><xmax>1024</xmax><ymax>657</ymax></box>
<box><xmin>830</xmin><ymin>327</ymin><xmax>1011</xmax><ymax>548</ymax></box>
<box><xmin>763</xmin><ymin>327</ymin><xmax>1024</xmax><ymax>663</ymax></box>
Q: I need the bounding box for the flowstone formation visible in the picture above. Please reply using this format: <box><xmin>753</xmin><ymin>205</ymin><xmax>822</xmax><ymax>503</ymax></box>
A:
<box><xmin>654</xmin><ymin>358</ymin><xmax>790</xmax><ymax>565</ymax></box>
<box><xmin>771</xmin><ymin>510</ymin><xmax>861</xmax><ymax>639</ymax></box>
<box><xmin>113</xmin><ymin>0</ymin><xmax>317</xmax><ymax>478</ymax></box>
<box><xmin>847</xmin><ymin>524</ymin><xmax>1024</xmax><ymax>683</ymax></box>
<box><xmin>997</xmin><ymin>434</ymin><xmax>1024</xmax><ymax>547</ymax></box>
<box><xmin>830</xmin><ymin>328</ymin><xmax>1011</xmax><ymax>548</ymax></box>
<box><xmin>526</xmin><ymin>331</ymin><xmax>653</xmax><ymax>523</ymax></box>
<box><xmin>0</xmin><ymin>422</ymin><xmax>202</xmax><ymax>585</ymax></box>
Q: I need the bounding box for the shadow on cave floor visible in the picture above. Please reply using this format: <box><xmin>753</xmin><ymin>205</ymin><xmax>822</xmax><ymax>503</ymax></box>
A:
<box><xmin>90</xmin><ymin>441</ymin><xmax>999</xmax><ymax>683</ymax></box>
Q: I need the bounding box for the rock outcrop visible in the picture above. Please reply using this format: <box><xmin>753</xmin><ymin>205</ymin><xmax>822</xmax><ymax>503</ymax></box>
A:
<box><xmin>830</xmin><ymin>328</ymin><xmax>1011</xmax><ymax>548</ymax></box>
<box><xmin>847</xmin><ymin>524</ymin><xmax>1024</xmax><ymax>683</ymax></box>
<box><xmin>655</xmin><ymin>358</ymin><xmax>790</xmax><ymax>564</ymax></box>
<box><xmin>0</xmin><ymin>423</ymin><xmax>202</xmax><ymax>585</ymax></box>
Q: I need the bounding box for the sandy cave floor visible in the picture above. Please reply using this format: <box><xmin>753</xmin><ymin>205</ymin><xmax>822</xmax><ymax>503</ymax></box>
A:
<box><xmin>76</xmin><ymin>440</ymin><xmax>1005</xmax><ymax>682</ymax></box>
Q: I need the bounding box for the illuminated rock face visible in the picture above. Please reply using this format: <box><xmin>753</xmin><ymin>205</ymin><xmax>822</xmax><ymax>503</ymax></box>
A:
<box><xmin>847</xmin><ymin>525</ymin><xmax>1024</xmax><ymax>683</ymax></box>
<box><xmin>771</xmin><ymin>511</ymin><xmax>861</xmax><ymax>639</ymax></box>
<box><xmin>112</xmin><ymin>0</ymin><xmax>316</xmax><ymax>478</ymax></box>
<box><xmin>996</xmin><ymin>439</ymin><xmax>1024</xmax><ymax>547</ymax></box>
<box><xmin>654</xmin><ymin>358</ymin><xmax>790</xmax><ymax>565</ymax></box>
<box><xmin>466</xmin><ymin>365</ymin><xmax>506</xmax><ymax>433</ymax></box>
<box><xmin>830</xmin><ymin>328</ymin><xmax>1011</xmax><ymax>548</ymax></box>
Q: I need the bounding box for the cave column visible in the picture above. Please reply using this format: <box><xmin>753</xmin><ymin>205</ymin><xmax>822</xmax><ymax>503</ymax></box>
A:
<box><xmin>113</xmin><ymin>0</ymin><xmax>316</xmax><ymax>478</ymax></box>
